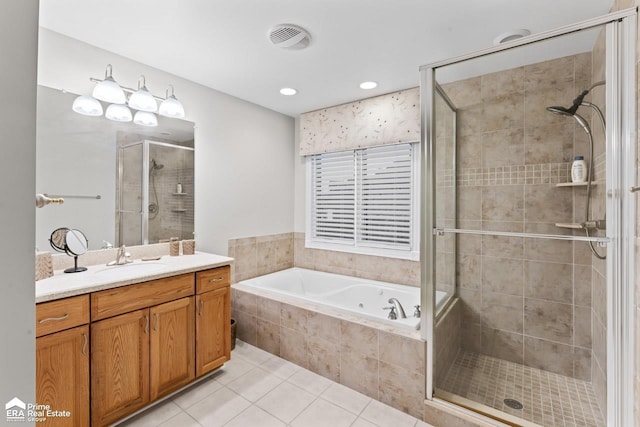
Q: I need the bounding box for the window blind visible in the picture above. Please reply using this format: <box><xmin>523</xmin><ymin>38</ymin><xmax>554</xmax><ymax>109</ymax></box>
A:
<box><xmin>309</xmin><ymin>143</ymin><xmax>416</xmax><ymax>255</ymax></box>
<box><xmin>310</xmin><ymin>150</ymin><xmax>356</xmax><ymax>243</ymax></box>
<box><xmin>357</xmin><ymin>144</ymin><xmax>413</xmax><ymax>249</ymax></box>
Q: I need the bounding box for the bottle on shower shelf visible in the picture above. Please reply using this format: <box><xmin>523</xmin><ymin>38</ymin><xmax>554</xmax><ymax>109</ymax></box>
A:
<box><xmin>571</xmin><ymin>156</ymin><xmax>587</xmax><ymax>183</ymax></box>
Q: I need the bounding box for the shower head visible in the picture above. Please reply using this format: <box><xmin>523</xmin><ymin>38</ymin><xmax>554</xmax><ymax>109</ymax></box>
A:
<box><xmin>546</xmin><ymin>106</ymin><xmax>591</xmax><ymax>134</ymax></box>
<box><xmin>547</xmin><ymin>89</ymin><xmax>590</xmax><ymax>117</ymax></box>
<box><xmin>546</xmin><ymin>106</ymin><xmax>574</xmax><ymax>117</ymax></box>
<box><xmin>151</xmin><ymin>159</ymin><xmax>164</xmax><ymax>170</ymax></box>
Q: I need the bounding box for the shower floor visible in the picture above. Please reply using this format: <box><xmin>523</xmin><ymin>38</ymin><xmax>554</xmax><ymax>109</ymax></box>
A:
<box><xmin>438</xmin><ymin>351</ymin><xmax>605</xmax><ymax>427</ymax></box>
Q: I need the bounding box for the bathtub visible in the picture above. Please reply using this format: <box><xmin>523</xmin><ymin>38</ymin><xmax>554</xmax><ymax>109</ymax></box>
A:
<box><xmin>237</xmin><ymin>268</ymin><xmax>447</xmax><ymax>330</ymax></box>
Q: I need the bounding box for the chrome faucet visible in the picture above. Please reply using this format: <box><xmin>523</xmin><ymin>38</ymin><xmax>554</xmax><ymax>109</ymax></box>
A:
<box><xmin>387</xmin><ymin>298</ymin><xmax>407</xmax><ymax>318</ymax></box>
<box><xmin>107</xmin><ymin>245</ymin><xmax>133</xmax><ymax>266</ymax></box>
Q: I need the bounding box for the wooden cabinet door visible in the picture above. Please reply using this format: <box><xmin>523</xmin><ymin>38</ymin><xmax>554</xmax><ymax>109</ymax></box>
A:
<box><xmin>150</xmin><ymin>296</ymin><xmax>195</xmax><ymax>400</ymax></box>
<box><xmin>91</xmin><ymin>309</ymin><xmax>150</xmax><ymax>427</ymax></box>
<box><xmin>196</xmin><ymin>287</ymin><xmax>231</xmax><ymax>377</ymax></box>
<box><xmin>36</xmin><ymin>325</ymin><xmax>89</xmax><ymax>427</ymax></box>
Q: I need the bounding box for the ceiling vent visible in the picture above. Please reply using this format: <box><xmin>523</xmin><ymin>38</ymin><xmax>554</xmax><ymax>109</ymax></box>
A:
<box><xmin>268</xmin><ymin>24</ymin><xmax>311</xmax><ymax>50</ymax></box>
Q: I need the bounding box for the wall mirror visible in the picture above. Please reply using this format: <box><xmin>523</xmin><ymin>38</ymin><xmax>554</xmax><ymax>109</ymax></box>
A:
<box><xmin>36</xmin><ymin>85</ymin><xmax>195</xmax><ymax>251</ymax></box>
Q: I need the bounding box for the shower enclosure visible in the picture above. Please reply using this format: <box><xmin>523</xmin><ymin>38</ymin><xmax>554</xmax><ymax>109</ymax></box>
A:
<box><xmin>421</xmin><ymin>9</ymin><xmax>635</xmax><ymax>427</ymax></box>
<box><xmin>117</xmin><ymin>140</ymin><xmax>194</xmax><ymax>246</ymax></box>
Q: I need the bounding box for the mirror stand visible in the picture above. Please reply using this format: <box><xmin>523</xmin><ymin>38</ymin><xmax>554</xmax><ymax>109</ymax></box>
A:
<box><xmin>64</xmin><ymin>256</ymin><xmax>88</xmax><ymax>273</ymax></box>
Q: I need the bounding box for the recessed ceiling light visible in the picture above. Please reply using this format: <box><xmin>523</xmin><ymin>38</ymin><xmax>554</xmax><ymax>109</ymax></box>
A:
<box><xmin>280</xmin><ymin>87</ymin><xmax>297</xmax><ymax>96</ymax></box>
<box><xmin>493</xmin><ymin>29</ymin><xmax>531</xmax><ymax>46</ymax></box>
<box><xmin>360</xmin><ymin>81</ymin><xmax>378</xmax><ymax>90</ymax></box>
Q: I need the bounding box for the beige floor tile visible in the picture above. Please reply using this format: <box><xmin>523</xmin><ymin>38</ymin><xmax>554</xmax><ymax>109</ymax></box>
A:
<box><xmin>214</xmin><ymin>357</ymin><xmax>257</xmax><ymax>385</ymax></box>
<box><xmin>173</xmin><ymin>376</ymin><xmax>223</xmax><ymax>410</ymax></box>
<box><xmin>255</xmin><ymin>381</ymin><xmax>316</xmax><ymax>423</ymax></box>
<box><xmin>223</xmin><ymin>405</ymin><xmax>285</xmax><ymax>427</ymax></box>
<box><xmin>225</xmin><ymin>367</ymin><xmax>284</xmax><ymax>402</ymax></box>
<box><xmin>321</xmin><ymin>382</ymin><xmax>372</xmax><ymax>415</ymax></box>
<box><xmin>186</xmin><ymin>387</ymin><xmax>251</xmax><ymax>427</ymax></box>
<box><xmin>260</xmin><ymin>355</ymin><xmax>300</xmax><ymax>379</ymax></box>
<box><xmin>290</xmin><ymin>398</ymin><xmax>357</xmax><ymax>427</ymax></box>
<box><xmin>157</xmin><ymin>411</ymin><xmax>202</xmax><ymax>427</ymax></box>
<box><xmin>360</xmin><ymin>400</ymin><xmax>420</xmax><ymax>427</ymax></box>
<box><xmin>287</xmin><ymin>368</ymin><xmax>333</xmax><ymax>395</ymax></box>
<box><xmin>119</xmin><ymin>401</ymin><xmax>183</xmax><ymax>427</ymax></box>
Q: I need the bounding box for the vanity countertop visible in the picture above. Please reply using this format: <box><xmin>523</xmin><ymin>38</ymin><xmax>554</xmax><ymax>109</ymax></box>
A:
<box><xmin>36</xmin><ymin>252</ymin><xmax>233</xmax><ymax>303</ymax></box>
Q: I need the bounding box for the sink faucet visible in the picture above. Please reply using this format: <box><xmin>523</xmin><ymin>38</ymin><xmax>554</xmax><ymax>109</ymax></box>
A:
<box><xmin>387</xmin><ymin>298</ymin><xmax>407</xmax><ymax>318</ymax></box>
<box><xmin>107</xmin><ymin>245</ymin><xmax>133</xmax><ymax>266</ymax></box>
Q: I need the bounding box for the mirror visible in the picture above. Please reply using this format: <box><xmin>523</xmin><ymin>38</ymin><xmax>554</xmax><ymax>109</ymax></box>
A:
<box><xmin>36</xmin><ymin>85</ymin><xmax>195</xmax><ymax>251</ymax></box>
<box><xmin>48</xmin><ymin>227</ymin><xmax>89</xmax><ymax>273</ymax></box>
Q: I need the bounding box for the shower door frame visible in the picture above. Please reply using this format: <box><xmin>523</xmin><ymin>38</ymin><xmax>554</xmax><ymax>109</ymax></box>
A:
<box><xmin>419</xmin><ymin>8</ymin><xmax>637</xmax><ymax>427</ymax></box>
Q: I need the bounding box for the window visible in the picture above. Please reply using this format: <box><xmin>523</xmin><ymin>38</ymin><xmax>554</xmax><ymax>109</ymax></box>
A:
<box><xmin>306</xmin><ymin>143</ymin><xmax>419</xmax><ymax>260</ymax></box>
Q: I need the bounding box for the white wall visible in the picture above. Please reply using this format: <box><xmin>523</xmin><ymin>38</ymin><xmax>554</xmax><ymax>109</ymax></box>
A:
<box><xmin>0</xmin><ymin>0</ymin><xmax>38</xmax><ymax>418</ymax></box>
<box><xmin>37</xmin><ymin>29</ymin><xmax>295</xmax><ymax>255</ymax></box>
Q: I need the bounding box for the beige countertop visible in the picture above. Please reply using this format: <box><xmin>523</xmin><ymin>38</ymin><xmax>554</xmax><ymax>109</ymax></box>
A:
<box><xmin>36</xmin><ymin>252</ymin><xmax>233</xmax><ymax>303</ymax></box>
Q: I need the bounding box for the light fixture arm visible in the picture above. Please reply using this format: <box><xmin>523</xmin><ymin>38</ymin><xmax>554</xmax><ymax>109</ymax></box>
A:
<box><xmin>89</xmin><ymin>76</ymin><xmax>167</xmax><ymax>101</ymax></box>
<box><xmin>104</xmin><ymin>64</ymin><xmax>113</xmax><ymax>79</ymax></box>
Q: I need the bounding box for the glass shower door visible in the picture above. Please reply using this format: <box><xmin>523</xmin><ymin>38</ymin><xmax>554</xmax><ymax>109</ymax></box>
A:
<box><xmin>117</xmin><ymin>142</ymin><xmax>144</xmax><ymax>246</ymax></box>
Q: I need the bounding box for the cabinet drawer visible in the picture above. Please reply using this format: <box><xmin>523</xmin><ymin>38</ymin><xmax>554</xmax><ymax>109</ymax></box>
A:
<box><xmin>36</xmin><ymin>295</ymin><xmax>90</xmax><ymax>337</ymax></box>
<box><xmin>196</xmin><ymin>266</ymin><xmax>231</xmax><ymax>293</ymax></box>
<box><xmin>91</xmin><ymin>274</ymin><xmax>194</xmax><ymax>321</ymax></box>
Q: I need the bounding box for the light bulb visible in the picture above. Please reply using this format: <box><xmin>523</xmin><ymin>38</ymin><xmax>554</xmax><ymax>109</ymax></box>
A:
<box><xmin>158</xmin><ymin>95</ymin><xmax>185</xmax><ymax>118</ymax></box>
<box><xmin>134</xmin><ymin>111</ymin><xmax>158</xmax><ymax>127</ymax></box>
<box><xmin>72</xmin><ymin>95</ymin><xmax>103</xmax><ymax>116</ymax></box>
<box><xmin>105</xmin><ymin>104</ymin><xmax>132</xmax><ymax>122</ymax></box>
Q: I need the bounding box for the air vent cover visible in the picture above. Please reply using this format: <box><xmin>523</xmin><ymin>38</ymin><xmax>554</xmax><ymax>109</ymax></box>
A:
<box><xmin>269</xmin><ymin>24</ymin><xmax>311</xmax><ymax>50</ymax></box>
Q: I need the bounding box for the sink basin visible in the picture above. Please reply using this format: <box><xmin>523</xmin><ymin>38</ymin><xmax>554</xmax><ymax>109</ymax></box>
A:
<box><xmin>93</xmin><ymin>263</ymin><xmax>167</xmax><ymax>280</ymax></box>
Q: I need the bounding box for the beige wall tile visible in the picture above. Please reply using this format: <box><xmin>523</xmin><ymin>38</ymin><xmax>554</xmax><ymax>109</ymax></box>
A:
<box><xmin>524</xmin><ymin>336</ymin><xmax>574</xmax><ymax>377</ymax></box>
<box><xmin>257</xmin><ymin>296</ymin><xmax>282</xmax><ymax>324</ymax></box>
<box><xmin>307</xmin><ymin>312</ymin><xmax>341</xmax><ymax>343</ymax></box>
<box><xmin>524</xmin><ymin>56</ymin><xmax>574</xmax><ymax>92</ymax></box>
<box><xmin>456</xmin><ymin>254</ymin><xmax>481</xmax><ymax>290</ymax></box>
<box><xmin>524</xmin><ymin>261</ymin><xmax>573</xmax><ymax>304</ymax></box>
<box><xmin>481</xmin><ymin>292</ymin><xmax>523</xmax><ymax>334</ymax></box>
<box><xmin>525</xmin><ymin>184</ymin><xmax>573</xmax><ymax>223</ymax></box>
<box><xmin>339</xmin><ymin>351</ymin><xmax>379</xmax><ymax>399</ymax></box>
<box><xmin>458</xmin><ymin>288</ymin><xmax>482</xmax><ymax>325</ymax></box>
<box><xmin>307</xmin><ymin>336</ymin><xmax>340</xmax><ymax>382</ymax></box>
<box><xmin>524</xmin><ymin>123</ymin><xmax>574</xmax><ymax>164</ymax></box>
<box><xmin>592</xmin><ymin>311</ymin><xmax>607</xmax><ymax>372</ymax></box>
<box><xmin>460</xmin><ymin>323</ymin><xmax>482</xmax><ymax>353</ymax></box>
<box><xmin>281</xmin><ymin>305</ymin><xmax>309</xmax><ymax>334</ymax></box>
<box><xmin>482</xmin><ymin>186</ymin><xmax>524</xmax><ymax>222</ymax></box>
<box><xmin>234</xmin><ymin>310</ymin><xmax>257</xmax><ymax>346</ymax></box>
<box><xmin>574</xmin><ymin>265</ymin><xmax>592</xmax><ymax>306</ymax></box>
<box><xmin>457</xmin><ymin>187</ymin><xmax>482</xmax><ymax>221</ymax></box>
<box><xmin>233</xmin><ymin>290</ymin><xmax>257</xmax><ymax>315</ymax></box>
<box><xmin>592</xmin><ymin>269</ymin><xmax>607</xmax><ymax>325</ymax></box>
<box><xmin>378</xmin><ymin>331</ymin><xmax>425</xmax><ymax>375</ymax></box>
<box><xmin>457</xmin><ymin>134</ymin><xmax>482</xmax><ymax>169</ymax></box>
<box><xmin>340</xmin><ymin>321</ymin><xmax>379</xmax><ymax>359</ymax></box>
<box><xmin>482</xmin><ymin>128</ymin><xmax>525</xmax><ymax>168</ymax></box>
<box><xmin>280</xmin><ymin>326</ymin><xmax>308</xmax><ymax>369</ymax></box>
<box><xmin>574</xmin><ymin>305</ymin><xmax>592</xmax><ymax>349</ymax></box>
<box><xmin>378</xmin><ymin>361</ymin><xmax>425</xmax><ymax>418</ymax></box>
<box><xmin>257</xmin><ymin>319</ymin><xmax>280</xmax><ymax>356</ymax></box>
<box><xmin>591</xmin><ymin>356</ymin><xmax>607</xmax><ymax>418</ymax></box>
<box><xmin>481</xmin><ymin>328</ymin><xmax>524</xmax><ymax>364</ymax></box>
<box><xmin>573</xmin><ymin>347</ymin><xmax>592</xmax><ymax>381</ymax></box>
<box><xmin>442</xmin><ymin>77</ymin><xmax>482</xmax><ymax>109</ymax></box>
<box><xmin>482</xmin><ymin>256</ymin><xmax>524</xmax><ymax>296</ymax></box>
<box><xmin>481</xmin><ymin>221</ymin><xmax>523</xmax><ymax>259</ymax></box>
<box><xmin>481</xmin><ymin>67</ymin><xmax>524</xmax><ymax>101</ymax></box>
<box><xmin>524</xmin><ymin>298</ymin><xmax>572</xmax><ymax>344</ymax></box>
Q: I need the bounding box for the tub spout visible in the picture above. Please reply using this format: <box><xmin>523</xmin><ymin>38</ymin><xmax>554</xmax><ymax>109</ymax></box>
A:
<box><xmin>388</xmin><ymin>298</ymin><xmax>407</xmax><ymax>318</ymax></box>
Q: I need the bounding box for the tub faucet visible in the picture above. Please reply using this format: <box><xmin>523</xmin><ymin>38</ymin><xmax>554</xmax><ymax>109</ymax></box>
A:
<box><xmin>387</xmin><ymin>298</ymin><xmax>407</xmax><ymax>318</ymax></box>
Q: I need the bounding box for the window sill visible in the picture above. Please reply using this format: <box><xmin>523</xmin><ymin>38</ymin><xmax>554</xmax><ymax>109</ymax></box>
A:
<box><xmin>305</xmin><ymin>240</ymin><xmax>419</xmax><ymax>261</ymax></box>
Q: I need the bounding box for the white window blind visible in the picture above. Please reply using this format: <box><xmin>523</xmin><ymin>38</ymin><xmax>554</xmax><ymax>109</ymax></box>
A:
<box><xmin>357</xmin><ymin>144</ymin><xmax>413</xmax><ymax>250</ymax></box>
<box><xmin>308</xmin><ymin>143</ymin><xmax>418</xmax><ymax>259</ymax></box>
<box><xmin>310</xmin><ymin>150</ymin><xmax>356</xmax><ymax>243</ymax></box>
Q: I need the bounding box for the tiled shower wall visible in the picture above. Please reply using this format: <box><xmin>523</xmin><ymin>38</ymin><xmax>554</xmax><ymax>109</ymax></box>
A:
<box><xmin>441</xmin><ymin>52</ymin><xmax>597</xmax><ymax>382</ymax></box>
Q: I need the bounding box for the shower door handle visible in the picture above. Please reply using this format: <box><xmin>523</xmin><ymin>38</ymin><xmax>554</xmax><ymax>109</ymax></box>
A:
<box><xmin>630</xmin><ymin>186</ymin><xmax>640</xmax><ymax>193</ymax></box>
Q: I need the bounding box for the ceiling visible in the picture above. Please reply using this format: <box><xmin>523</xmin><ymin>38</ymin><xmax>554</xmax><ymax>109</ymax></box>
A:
<box><xmin>39</xmin><ymin>0</ymin><xmax>614</xmax><ymax>117</ymax></box>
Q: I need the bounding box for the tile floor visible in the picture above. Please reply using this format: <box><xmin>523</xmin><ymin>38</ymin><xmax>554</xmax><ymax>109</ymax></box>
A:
<box><xmin>119</xmin><ymin>341</ymin><xmax>433</xmax><ymax>427</ymax></box>
<box><xmin>438</xmin><ymin>351</ymin><xmax>605</xmax><ymax>427</ymax></box>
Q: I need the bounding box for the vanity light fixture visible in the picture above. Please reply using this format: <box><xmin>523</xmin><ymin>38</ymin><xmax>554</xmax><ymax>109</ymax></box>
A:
<box><xmin>158</xmin><ymin>85</ymin><xmax>186</xmax><ymax>118</ymax></box>
<box><xmin>280</xmin><ymin>87</ymin><xmax>297</xmax><ymax>96</ymax></box>
<box><xmin>359</xmin><ymin>81</ymin><xmax>378</xmax><ymax>90</ymax></box>
<box><xmin>92</xmin><ymin>64</ymin><xmax>126</xmax><ymax>104</ymax></box>
<box><xmin>72</xmin><ymin>95</ymin><xmax>103</xmax><ymax>116</ymax></box>
<box><xmin>105</xmin><ymin>104</ymin><xmax>133</xmax><ymax>122</ymax></box>
<box><xmin>73</xmin><ymin>65</ymin><xmax>187</xmax><ymax>125</ymax></box>
<box><xmin>128</xmin><ymin>75</ymin><xmax>158</xmax><ymax>112</ymax></box>
<box><xmin>133</xmin><ymin>111</ymin><xmax>158</xmax><ymax>127</ymax></box>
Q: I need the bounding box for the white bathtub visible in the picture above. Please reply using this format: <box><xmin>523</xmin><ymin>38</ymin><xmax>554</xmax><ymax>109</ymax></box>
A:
<box><xmin>237</xmin><ymin>268</ymin><xmax>447</xmax><ymax>330</ymax></box>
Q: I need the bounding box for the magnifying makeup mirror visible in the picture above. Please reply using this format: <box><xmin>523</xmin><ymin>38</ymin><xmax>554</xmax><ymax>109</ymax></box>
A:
<box><xmin>49</xmin><ymin>227</ymin><xmax>88</xmax><ymax>273</ymax></box>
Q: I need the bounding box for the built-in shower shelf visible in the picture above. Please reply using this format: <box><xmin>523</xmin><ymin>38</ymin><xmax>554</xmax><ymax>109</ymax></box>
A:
<box><xmin>555</xmin><ymin>222</ymin><xmax>583</xmax><ymax>230</ymax></box>
<box><xmin>172</xmin><ymin>209</ymin><xmax>188</xmax><ymax>212</ymax></box>
<box><xmin>555</xmin><ymin>182</ymin><xmax>597</xmax><ymax>187</ymax></box>
<box><xmin>172</xmin><ymin>192</ymin><xmax>189</xmax><ymax>196</ymax></box>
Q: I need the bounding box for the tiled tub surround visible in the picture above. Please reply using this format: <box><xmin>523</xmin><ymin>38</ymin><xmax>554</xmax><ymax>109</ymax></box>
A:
<box><xmin>228</xmin><ymin>232</ymin><xmax>422</xmax><ymax>288</ymax></box>
<box><xmin>230</xmin><ymin>285</ymin><xmax>426</xmax><ymax>419</ymax></box>
<box><xmin>440</xmin><ymin>52</ymin><xmax>599</xmax><ymax>384</ymax></box>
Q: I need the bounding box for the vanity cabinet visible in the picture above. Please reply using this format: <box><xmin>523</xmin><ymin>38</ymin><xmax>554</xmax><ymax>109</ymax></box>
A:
<box><xmin>36</xmin><ymin>263</ymin><xmax>231</xmax><ymax>427</ymax></box>
<box><xmin>35</xmin><ymin>295</ymin><xmax>90</xmax><ymax>427</ymax></box>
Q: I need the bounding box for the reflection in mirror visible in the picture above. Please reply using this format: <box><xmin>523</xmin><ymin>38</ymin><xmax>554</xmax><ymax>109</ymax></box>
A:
<box><xmin>36</xmin><ymin>85</ymin><xmax>195</xmax><ymax>251</ymax></box>
<box><xmin>65</xmin><ymin>229</ymin><xmax>88</xmax><ymax>256</ymax></box>
<box><xmin>49</xmin><ymin>227</ymin><xmax>69</xmax><ymax>252</ymax></box>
